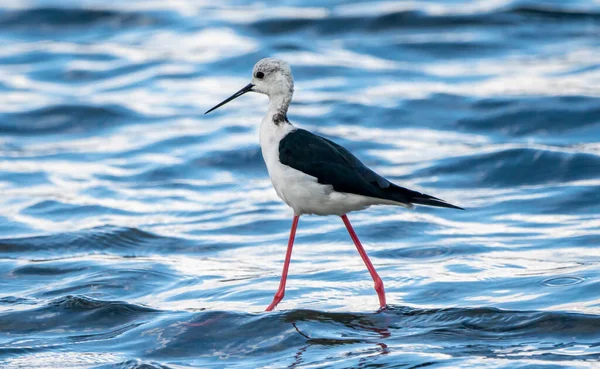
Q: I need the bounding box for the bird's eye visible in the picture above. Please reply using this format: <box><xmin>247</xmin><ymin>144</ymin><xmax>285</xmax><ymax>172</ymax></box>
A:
<box><xmin>255</xmin><ymin>71</ymin><xmax>265</xmax><ymax>79</ymax></box>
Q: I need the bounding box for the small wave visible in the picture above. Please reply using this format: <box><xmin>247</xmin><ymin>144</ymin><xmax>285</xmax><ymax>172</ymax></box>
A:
<box><xmin>416</xmin><ymin>148</ymin><xmax>600</xmax><ymax>187</ymax></box>
<box><xmin>374</xmin><ymin>245</ymin><xmax>450</xmax><ymax>260</ymax></box>
<box><xmin>96</xmin><ymin>360</ymin><xmax>173</xmax><ymax>369</ymax></box>
<box><xmin>508</xmin><ymin>5</ymin><xmax>600</xmax><ymax>21</ymax></box>
<box><xmin>22</xmin><ymin>200</ymin><xmax>135</xmax><ymax>221</ymax></box>
<box><xmin>113</xmin><ymin>146</ymin><xmax>266</xmax><ymax>184</ymax></box>
<box><xmin>0</xmin><ymin>296</ymin><xmax>38</xmax><ymax>305</ymax></box>
<box><xmin>0</xmin><ymin>7</ymin><xmax>160</xmax><ymax>30</ymax></box>
<box><xmin>250</xmin><ymin>4</ymin><xmax>600</xmax><ymax>35</ymax></box>
<box><xmin>0</xmin><ymin>225</ymin><xmax>191</xmax><ymax>257</ymax></box>
<box><xmin>12</xmin><ymin>263</ymin><xmax>88</xmax><ymax>276</ymax></box>
<box><xmin>47</xmin><ymin>295</ymin><xmax>158</xmax><ymax>313</ymax></box>
<box><xmin>250</xmin><ymin>10</ymin><xmax>494</xmax><ymax>35</ymax></box>
<box><xmin>0</xmin><ymin>295</ymin><xmax>158</xmax><ymax>340</ymax></box>
<box><xmin>461</xmin><ymin>96</ymin><xmax>600</xmax><ymax>137</ymax></box>
<box><xmin>195</xmin><ymin>146</ymin><xmax>265</xmax><ymax>172</ymax></box>
<box><xmin>0</xmin><ymin>104</ymin><xmax>138</xmax><ymax>135</ymax></box>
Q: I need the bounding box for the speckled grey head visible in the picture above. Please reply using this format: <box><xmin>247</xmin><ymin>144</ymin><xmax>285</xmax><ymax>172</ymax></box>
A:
<box><xmin>205</xmin><ymin>58</ymin><xmax>294</xmax><ymax>115</ymax></box>
<box><xmin>251</xmin><ymin>58</ymin><xmax>294</xmax><ymax>97</ymax></box>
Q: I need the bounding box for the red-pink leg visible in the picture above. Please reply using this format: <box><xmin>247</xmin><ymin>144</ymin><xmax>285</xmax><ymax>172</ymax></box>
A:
<box><xmin>341</xmin><ymin>214</ymin><xmax>387</xmax><ymax>308</ymax></box>
<box><xmin>266</xmin><ymin>215</ymin><xmax>300</xmax><ymax>311</ymax></box>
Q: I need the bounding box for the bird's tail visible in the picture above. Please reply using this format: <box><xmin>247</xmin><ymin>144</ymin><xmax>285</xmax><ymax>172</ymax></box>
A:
<box><xmin>389</xmin><ymin>184</ymin><xmax>464</xmax><ymax>210</ymax></box>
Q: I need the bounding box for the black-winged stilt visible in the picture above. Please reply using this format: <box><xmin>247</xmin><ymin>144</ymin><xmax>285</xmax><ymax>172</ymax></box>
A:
<box><xmin>205</xmin><ymin>58</ymin><xmax>463</xmax><ymax>311</ymax></box>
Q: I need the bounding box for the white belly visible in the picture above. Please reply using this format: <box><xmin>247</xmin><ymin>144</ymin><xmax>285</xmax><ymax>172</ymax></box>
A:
<box><xmin>268</xmin><ymin>161</ymin><xmax>379</xmax><ymax>215</ymax></box>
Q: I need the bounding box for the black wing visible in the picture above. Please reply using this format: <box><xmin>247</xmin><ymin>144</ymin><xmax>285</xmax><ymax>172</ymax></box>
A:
<box><xmin>278</xmin><ymin>129</ymin><xmax>462</xmax><ymax>210</ymax></box>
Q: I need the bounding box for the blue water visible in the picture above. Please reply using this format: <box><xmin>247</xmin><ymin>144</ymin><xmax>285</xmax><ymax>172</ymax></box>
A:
<box><xmin>1</xmin><ymin>0</ymin><xmax>599</xmax><ymax>368</ymax></box>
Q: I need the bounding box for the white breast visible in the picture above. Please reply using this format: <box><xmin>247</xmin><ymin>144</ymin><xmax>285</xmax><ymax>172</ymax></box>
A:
<box><xmin>259</xmin><ymin>117</ymin><xmax>309</xmax><ymax>209</ymax></box>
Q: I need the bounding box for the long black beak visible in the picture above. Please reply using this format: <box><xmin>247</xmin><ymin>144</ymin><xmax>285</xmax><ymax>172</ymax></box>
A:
<box><xmin>204</xmin><ymin>83</ymin><xmax>254</xmax><ymax>114</ymax></box>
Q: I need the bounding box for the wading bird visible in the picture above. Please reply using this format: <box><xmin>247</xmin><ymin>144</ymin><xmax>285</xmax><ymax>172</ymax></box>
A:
<box><xmin>205</xmin><ymin>58</ymin><xmax>462</xmax><ymax>311</ymax></box>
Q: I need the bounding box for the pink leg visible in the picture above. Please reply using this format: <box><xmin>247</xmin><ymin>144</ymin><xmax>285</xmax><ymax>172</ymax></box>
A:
<box><xmin>266</xmin><ymin>215</ymin><xmax>300</xmax><ymax>311</ymax></box>
<box><xmin>341</xmin><ymin>214</ymin><xmax>387</xmax><ymax>308</ymax></box>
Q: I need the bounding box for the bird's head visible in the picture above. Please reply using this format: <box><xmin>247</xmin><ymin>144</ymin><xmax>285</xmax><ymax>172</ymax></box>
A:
<box><xmin>205</xmin><ymin>58</ymin><xmax>294</xmax><ymax>114</ymax></box>
<box><xmin>251</xmin><ymin>58</ymin><xmax>294</xmax><ymax>97</ymax></box>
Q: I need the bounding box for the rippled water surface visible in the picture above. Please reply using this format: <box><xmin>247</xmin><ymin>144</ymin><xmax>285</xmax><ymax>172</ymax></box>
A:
<box><xmin>1</xmin><ymin>0</ymin><xmax>600</xmax><ymax>368</ymax></box>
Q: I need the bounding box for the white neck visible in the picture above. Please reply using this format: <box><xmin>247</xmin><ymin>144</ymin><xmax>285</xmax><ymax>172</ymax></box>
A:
<box><xmin>267</xmin><ymin>92</ymin><xmax>292</xmax><ymax>115</ymax></box>
<box><xmin>259</xmin><ymin>91</ymin><xmax>295</xmax><ymax>152</ymax></box>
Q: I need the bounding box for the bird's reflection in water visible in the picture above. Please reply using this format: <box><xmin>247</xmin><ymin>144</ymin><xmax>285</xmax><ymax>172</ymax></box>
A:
<box><xmin>287</xmin><ymin>311</ymin><xmax>391</xmax><ymax>369</ymax></box>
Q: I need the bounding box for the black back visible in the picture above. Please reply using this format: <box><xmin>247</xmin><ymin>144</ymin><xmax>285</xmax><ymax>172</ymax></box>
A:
<box><xmin>278</xmin><ymin>129</ymin><xmax>463</xmax><ymax>210</ymax></box>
